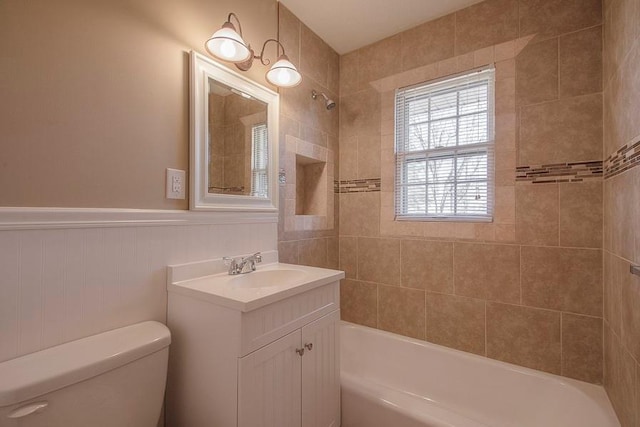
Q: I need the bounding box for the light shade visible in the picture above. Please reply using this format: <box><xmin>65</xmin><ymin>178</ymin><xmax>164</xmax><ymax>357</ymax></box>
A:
<box><xmin>205</xmin><ymin>22</ymin><xmax>251</xmax><ymax>63</ymax></box>
<box><xmin>265</xmin><ymin>54</ymin><xmax>302</xmax><ymax>88</ymax></box>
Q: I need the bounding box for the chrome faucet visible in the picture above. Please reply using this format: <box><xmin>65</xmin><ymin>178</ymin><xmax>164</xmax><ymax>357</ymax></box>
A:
<box><xmin>223</xmin><ymin>252</ymin><xmax>262</xmax><ymax>275</ymax></box>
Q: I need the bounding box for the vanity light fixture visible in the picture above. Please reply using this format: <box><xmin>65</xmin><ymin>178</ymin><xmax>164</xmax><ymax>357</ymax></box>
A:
<box><xmin>205</xmin><ymin>13</ymin><xmax>252</xmax><ymax>63</ymax></box>
<box><xmin>205</xmin><ymin>13</ymin><xmax>302</xmax><ymax>88</ymax></box>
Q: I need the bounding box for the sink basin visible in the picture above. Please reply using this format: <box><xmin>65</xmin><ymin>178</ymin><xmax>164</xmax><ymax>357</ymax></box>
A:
<box><xmin>231</xmin><ymin>269</ymin><xmax>307</xmax><ymax>288</ymax></box>
<box><xmin>167</xmin><ymin>261</ymin><xmax>345</xmax><ymax>312</ymax></box>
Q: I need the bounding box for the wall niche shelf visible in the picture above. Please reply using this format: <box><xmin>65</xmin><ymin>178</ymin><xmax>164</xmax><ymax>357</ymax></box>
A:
<box><xmin>283</xmin><ymin>136</ymin><xmax>334</xmax><ymax>232</ymax></box>
<box><xmin>296</xmin><ymin>154</ymin><xmax>327</xmax><ymax>216</ymax></box>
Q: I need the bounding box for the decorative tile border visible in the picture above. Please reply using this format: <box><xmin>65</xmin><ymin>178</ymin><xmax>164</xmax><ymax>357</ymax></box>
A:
<box><xmin>335</xmin><ymin>178</ymin><xmax>381</xmax><ymax>193</ymax></box>
<box><xmin>604</xmin><ymin>138</ymin><xmax>640</xmax><ymax>179</ymax></box>
<box><xmin>516</xmin><ymin>161</ymin><xmax>603</xmax><ymax>184</ymax></box>
<box><xmin>340</xmin><ymin>161</ymin><xmax>606</xmax><ymax>190</ymax></box>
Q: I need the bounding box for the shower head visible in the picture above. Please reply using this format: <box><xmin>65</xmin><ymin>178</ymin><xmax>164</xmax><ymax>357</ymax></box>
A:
<box><xmin>312</xmin><ymin>90</ymin><xmax>336</xmax><ymax>110</ymax></box>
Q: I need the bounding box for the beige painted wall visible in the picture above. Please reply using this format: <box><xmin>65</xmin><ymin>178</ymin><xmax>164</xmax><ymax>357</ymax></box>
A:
<box><xmin>0</xmin><ymin>0</ymin><xmax>277</xmax><ymax>209</ymax></box>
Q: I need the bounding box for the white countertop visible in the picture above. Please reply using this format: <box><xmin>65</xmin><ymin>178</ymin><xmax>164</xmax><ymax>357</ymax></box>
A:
<box><xmin>167</xmin><ymin>262</ymin><xmax>344</xmax><ymax>312</ymax></box>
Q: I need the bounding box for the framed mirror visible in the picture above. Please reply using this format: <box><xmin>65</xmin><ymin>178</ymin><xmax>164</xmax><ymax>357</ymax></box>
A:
<box><xmin>189</xmin><ymin>50</ymin><xmax>279</xmax><ymax>212</ymax></box>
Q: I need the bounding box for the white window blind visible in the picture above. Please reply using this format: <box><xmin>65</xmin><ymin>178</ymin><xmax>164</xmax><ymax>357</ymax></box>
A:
<box><xmin>251</xmin><ymin>123</ymin><xmax>269</xmax><ymax>198</ymax></box>
<box><xmin>395</xmin><ymin>67</ymin><xmax>495</xmax><ymax>221</ymax></box>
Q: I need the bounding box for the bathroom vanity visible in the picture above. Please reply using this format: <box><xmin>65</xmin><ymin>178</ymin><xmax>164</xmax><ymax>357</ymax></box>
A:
<box><xmin>166</xmin><ymin>253</ymin><xmax>344</xmax><ymax>427</ymax></box>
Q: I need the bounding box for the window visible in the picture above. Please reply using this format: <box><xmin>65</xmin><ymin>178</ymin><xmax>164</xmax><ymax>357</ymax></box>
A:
<box><xmin>395</xmin><ymin>67</ymin><xmax>495</xmax><ymax>221</ymax></box>
<box><xmin>251</xmin><ymin>123</ymin><xmax>269</xmax><ymax>198</ymax></box>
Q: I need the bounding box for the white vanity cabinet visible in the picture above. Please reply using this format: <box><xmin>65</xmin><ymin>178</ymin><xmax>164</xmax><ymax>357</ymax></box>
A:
<box><xmin>239</xmin><ymin>310</ymin><xmax>340</xmax><ymax>427</ymax></box>
<box><xmin>166</xmin><ymin>261</ymin><xmax>343</xmax><ymax>427</ymax></box>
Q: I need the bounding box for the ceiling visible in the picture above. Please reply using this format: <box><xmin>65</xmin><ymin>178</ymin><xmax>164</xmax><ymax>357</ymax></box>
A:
<box><xmin>279</xmin><ymin>0</ymin><xmax>484</xmax><ymax>54</ymax></box>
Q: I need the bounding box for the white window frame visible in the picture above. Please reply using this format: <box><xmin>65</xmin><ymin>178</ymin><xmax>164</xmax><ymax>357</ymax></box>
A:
<box><xmin>251</xmin><ymin>123</ymin><xmax>269</xmax><ymax>198</ymax></box>
<box><xmin>394</xmin><ymin>66</ymin><xmax>495</xmax><ymax>222</ymax></box>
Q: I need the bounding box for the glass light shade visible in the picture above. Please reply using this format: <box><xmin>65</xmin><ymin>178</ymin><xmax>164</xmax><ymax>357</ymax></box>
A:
<box><xmin>265</xmin><ymin>55</ymin><xmax>302</xmax><ymax>88</ymax></box>
<box><xmin>205</xmin><ymin>23</ymin><xmax>251</xmax><ymax>63</ymax></box>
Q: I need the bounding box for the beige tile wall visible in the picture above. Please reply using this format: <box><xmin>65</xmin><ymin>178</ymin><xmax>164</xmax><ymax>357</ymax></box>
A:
<box><xmin>603</xmin><ymin>0</ymin><xmax>640</xmax><ymax>424</ymax></box>
<box><xmin>277</xmin><ymin>5</ymin><xmax>340</xmax><ymax>270</ymax></box>
<box><xmin>339</xmin><ymin>0</ymin><xmax>606</xmax><ymax>386</ymax></box>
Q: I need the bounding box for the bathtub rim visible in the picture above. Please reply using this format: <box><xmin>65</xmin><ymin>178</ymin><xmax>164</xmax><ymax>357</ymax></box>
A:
<box><xmin>340</xmin><ymin>320</ymin><xmax>618</xmax><ymax>426</ymax></box>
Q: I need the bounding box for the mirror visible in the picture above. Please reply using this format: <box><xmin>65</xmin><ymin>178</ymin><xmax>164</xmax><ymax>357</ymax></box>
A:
<box><xmin>208</xmin><ymin>78</ymin><xmax>268</xmax><ymax>198</ymax></box>
<box><xmin>190</xmin><ymin>51</ymin><xmax>279</xmax><ymax>212</ymax></box>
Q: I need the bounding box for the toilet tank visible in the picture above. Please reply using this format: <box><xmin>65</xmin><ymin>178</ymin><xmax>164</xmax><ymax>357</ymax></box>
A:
<box><xmin>0</xmin><ymin>321</ymin><xmax>171</xmax><ymax>427</ymax></box>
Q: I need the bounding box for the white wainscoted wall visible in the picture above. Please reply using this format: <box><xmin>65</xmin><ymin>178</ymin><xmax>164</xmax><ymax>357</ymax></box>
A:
<box><xmin>0</xmin><ymin>210</ymin><xmax>277</xmax><ymax>363</ymax></box>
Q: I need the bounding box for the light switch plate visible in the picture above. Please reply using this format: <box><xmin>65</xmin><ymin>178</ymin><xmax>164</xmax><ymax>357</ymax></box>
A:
<box><xmin>166</xmin><ymin>168</ymin><xmax>186</xmax><ymax>199</ymax></box>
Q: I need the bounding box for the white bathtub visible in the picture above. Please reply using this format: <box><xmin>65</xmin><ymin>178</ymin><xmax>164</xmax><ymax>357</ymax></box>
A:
<box><xmin>340</xmin><ymin>322</ymin><xmax>620</xmax><ymax>427</ymax></box>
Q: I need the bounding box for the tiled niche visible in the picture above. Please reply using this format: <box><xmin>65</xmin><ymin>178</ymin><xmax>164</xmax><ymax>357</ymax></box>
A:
<box><xmin>284</xmin><ymin>135</ymin><xmax>334</xmax><ymax>231</ymax></box>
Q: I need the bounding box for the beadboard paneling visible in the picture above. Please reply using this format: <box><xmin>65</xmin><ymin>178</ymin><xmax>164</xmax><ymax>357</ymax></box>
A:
<box><xmin>0</xmin><ymin>222</ymin><xmax>277</xmax><ymax>363</ymax></box>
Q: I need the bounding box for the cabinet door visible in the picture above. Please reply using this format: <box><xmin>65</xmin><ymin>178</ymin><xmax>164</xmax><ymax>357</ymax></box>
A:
<box><xmin>301</xmin><ymin>310</ymin><xmax>340</xmax><ymax>427</ymax></box>
<box><xmin>238</xmin><ymin>329</ymin><xmax>302</xmax><ymax>427</ymax></box>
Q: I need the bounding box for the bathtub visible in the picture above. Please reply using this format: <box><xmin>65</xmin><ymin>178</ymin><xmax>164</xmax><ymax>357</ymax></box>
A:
<box><xmin>340</xmin><ymin>322</ymin><xmax>620</xmax><ymax>427</ymax></box>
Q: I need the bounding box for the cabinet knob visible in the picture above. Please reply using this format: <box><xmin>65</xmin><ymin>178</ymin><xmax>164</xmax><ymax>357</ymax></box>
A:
<box><xmin>304</xmin><ymin>343</ymin><xmax>313</xmax><ymax>351</ymax></box>
<box><xmin>295</xmin><ymin>348</ymin><xmax>305</xmax><ymax>356</ymax></box>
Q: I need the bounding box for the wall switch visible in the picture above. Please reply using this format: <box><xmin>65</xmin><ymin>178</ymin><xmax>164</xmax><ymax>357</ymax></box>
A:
<box><xmin>166</xmin><ymin>168</ymin><xmax>186</xmax><ymax>199</ymax></box>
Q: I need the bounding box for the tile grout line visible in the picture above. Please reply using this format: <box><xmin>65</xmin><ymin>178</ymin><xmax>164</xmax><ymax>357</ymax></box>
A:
<box><xmin>516</xmin><ymin>0</ymin><xmax>520</xmax><ymax>40</ymax></box>
<box><xmin>519</xmin><ymin>245</ymin><xmax>523</xmax><ymax>305</ymax></box>
<box><xmin>601</xmin><ymin>174</ymin><xmax>605</xmax><ymax>386</ymax></box>
<box><xmin>355</xmin><ymin>236</ymin><xmax>359</xmax><ymax>282</ymax></box>
<box><xmin>351</xmin><ymin>274</ymin><xmax>604</xmax><ymax>319</ymax></box>
<box><xmin>518</xmin><ymin>91</ymin><xmax>603</xmax><ymax>110</ymax></box>
<box><xmin>376</xmin><ymin>281</ymin><xmax>380</xmax><ymax>329</ymax></box>
<box><xmin>452</xmin><ymin>242</ymin><xmax>456</xmax><ymax>295</ymax></box>
<box><xmin>424</xmin><ymin>289</ymin><xmax>428</xmax><ymax>342</ymax></box>
<box><xmin>484</xmin><ymin>300</ymin><xmax>488</xmax><ymax>357</ymax></box>
<box><xmin>560</xmin><ymin>312</ymin><xmax>564</xmax><ymax>376</ymax></box>
<box><xmin>557</xmin><ymin>36</ymin><xmax>561</xmax><ymax>101</ymax></box>
<box><xmin>453</xmin><ymin>10</ymin><xmax>458</xmax><ymax>58</ymax></box>
<box><xmin>399</xmin><ymin>240</ymin><xmax>402</xmax><ymax>288</ymax></box>
<box><xmin>558</xmin><ymin>182</ymin><xmax>561</xmax><ymax>246</ymax></box>
<box><xmin>556</xmin><ymin>22</ymin><xmax>604</xmax><ymax>39</ymax></box>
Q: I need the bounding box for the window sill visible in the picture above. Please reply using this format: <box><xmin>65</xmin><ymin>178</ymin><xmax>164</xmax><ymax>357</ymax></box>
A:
<box><xmin>395</xmin><ymin>215</ymin><xmax>494</xmax><ymax>223</ymax></box>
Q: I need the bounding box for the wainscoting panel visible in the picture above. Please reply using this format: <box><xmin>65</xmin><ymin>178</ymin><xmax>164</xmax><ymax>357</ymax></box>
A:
<box><xmin>0</xmin><ymin>220</ymin><xmax>277</xmax><ymax>363</ymax></box>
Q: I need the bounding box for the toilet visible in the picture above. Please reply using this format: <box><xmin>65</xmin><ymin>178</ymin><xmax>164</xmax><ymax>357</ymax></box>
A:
<box><xmin>0</xmin><ymin>321</ymin><xmax>171</xmax><ymax>427</ymax></box>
